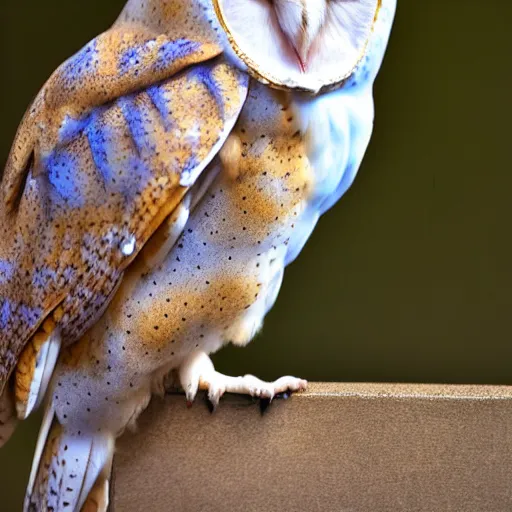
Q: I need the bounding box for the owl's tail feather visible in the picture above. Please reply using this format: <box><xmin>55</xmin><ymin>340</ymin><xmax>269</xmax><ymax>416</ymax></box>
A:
<box><xmin>25</xmin><ymin>403</ymin><xmax>114</xmax><ymax>512</ymax></box>
<box><xmin>0</xmin><ymin>385</ymin><xmax>18</xmax><ymax>447</ymax></box>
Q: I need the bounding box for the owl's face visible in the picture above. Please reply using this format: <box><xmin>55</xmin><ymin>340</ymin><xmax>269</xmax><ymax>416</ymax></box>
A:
<box><xmin>214</xmin><ymin>0</ymin><xmax>381</xmax><ymax>93</ymax></box>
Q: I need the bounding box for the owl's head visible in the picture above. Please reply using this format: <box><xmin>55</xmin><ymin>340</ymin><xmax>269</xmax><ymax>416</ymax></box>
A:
<box><xmin>214</xmin><ymin>0</ymin><xmax>391</xmax><ymax>94</ymax></box>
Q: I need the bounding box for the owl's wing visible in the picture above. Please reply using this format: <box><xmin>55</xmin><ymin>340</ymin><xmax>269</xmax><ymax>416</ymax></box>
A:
<box><xmin>0</xmin><ymin>14</ymin><xmax>248</xmax><ymax>404</ymax></box>
<box><xmin>2</xmin><ymin>23</ymin><xmax>222</xmax><ymax>208</ymax></box>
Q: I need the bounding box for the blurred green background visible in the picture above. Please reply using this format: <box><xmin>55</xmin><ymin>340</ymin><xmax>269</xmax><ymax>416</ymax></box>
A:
<box><xmin>1</xmin><ymin>0</ymin><xmax>511</xmax><ymax>508</ymax></box>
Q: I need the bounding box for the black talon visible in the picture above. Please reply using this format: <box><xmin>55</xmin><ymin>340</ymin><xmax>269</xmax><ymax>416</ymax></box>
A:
<box><xmin>204</xmin><ymin>392</ymin><xmax>216</xmax><ymax>414</ymax></box>
<box><xmin>259</xmin><ymin>397</ymin><xmax>272</xmax><ymax>415</ymax></box>
<box><xmin>259</xmin><ymin>388</ymin><xmax>296</xmax><ymax>414</ymax></box>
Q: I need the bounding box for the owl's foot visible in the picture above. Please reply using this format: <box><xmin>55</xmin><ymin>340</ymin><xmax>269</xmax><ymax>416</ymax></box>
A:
<box><xmin>178</xmin><ymin>351</ymin><xmax>307</xmax><ymax>410</ymax></box>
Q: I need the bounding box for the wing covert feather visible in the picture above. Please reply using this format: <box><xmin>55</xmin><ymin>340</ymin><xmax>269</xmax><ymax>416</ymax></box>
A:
<box><xmin>0</xmin><ymin>55</ymin><xmax>248</xmax><ymax>393</ymax></box>
<box><xmin>2</xmin><ymin>0</ymin><xmax>228</xmax><ymax>207</ymax></box>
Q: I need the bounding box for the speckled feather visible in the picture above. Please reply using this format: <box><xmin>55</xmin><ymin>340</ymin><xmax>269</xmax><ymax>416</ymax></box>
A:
<box><xmin>26</xmin><ymin>1</ymin><xmax>396</xmax><ymax>509</ymax></box>
<box><xmin>0</xmin><ymin>0</ymin><xmax>248</xmax><ymax>397</ymax></box>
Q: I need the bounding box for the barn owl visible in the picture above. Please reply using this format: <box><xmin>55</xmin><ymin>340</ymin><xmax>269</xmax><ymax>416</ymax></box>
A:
<box><xmin>0</xmin><ymin>0</ymin><xmax>395</xmax><ymax>510</ymax></box>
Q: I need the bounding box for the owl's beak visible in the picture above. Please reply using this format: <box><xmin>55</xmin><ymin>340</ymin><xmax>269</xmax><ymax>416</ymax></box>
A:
<box><xmin>294</xmin><ymin>38</ymin><xmax>309</xmax><ymax>73</ymax></box>
<box><xmin>294</xmin><ymin>48</ymin><xmax>307</xmax><ymax>73</ymax></box>
<box><xmin>274</xmin><ymin>2</ymin><xmax>325</xmax><ymax>73</ymax></box>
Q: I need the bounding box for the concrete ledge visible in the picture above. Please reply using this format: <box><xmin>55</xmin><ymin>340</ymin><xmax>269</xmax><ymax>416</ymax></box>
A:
<box><xmin>110</xmin><ymin>383</ymin><xmax>512</xmax><ymax>511</ymax></box>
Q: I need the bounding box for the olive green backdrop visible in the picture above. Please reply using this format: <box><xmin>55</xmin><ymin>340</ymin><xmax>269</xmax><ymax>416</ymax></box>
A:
<box><xmin>1</xmin><ymin>0</ymin><xmax>511</xmax><ymax>508</ymax></box>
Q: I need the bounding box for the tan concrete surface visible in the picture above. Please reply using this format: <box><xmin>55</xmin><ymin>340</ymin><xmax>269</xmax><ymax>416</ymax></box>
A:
<box><xmin>110</xmin><ymin>383</ymin><xmax>512</xmax><ymax>511</ymax></box>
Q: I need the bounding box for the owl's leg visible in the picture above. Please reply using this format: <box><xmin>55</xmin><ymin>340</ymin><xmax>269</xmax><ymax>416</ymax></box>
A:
<box><xmin>178</xmin><ymin>351</ymin><xmax>307</xmax><ymax>410</ymax></box>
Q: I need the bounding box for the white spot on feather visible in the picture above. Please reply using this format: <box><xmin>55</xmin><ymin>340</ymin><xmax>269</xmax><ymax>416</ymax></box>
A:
<box><xmin>121</xmin><ymin>236</ymin><xmax>136</xmax><ymax>257</ymax></box>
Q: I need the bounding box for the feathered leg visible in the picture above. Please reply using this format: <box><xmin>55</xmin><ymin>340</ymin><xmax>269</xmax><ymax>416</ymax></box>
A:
<box><xmin>25</xmin><ymin>403</ymin><xmax>114</xmax><ymax>512</ymax></box>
